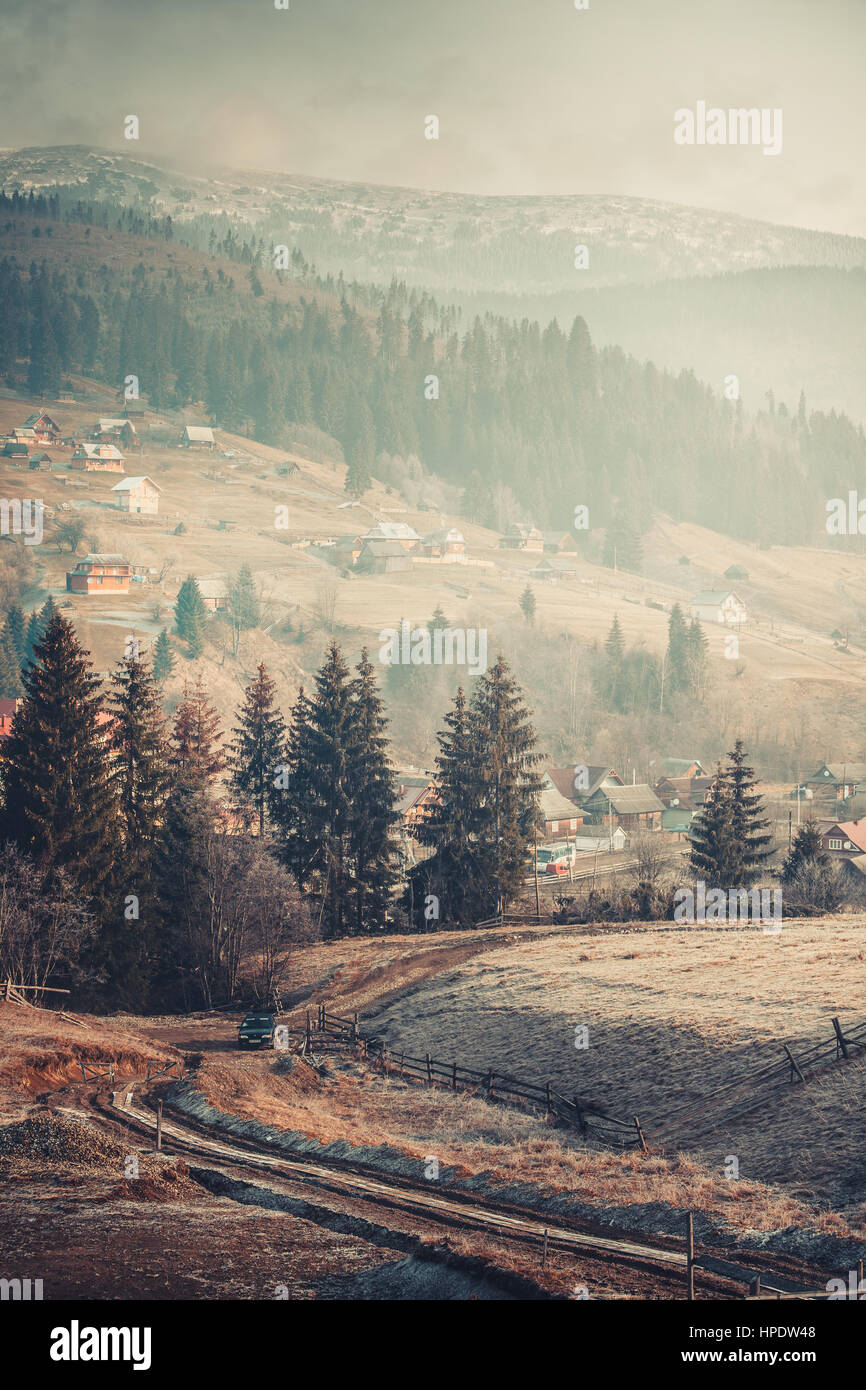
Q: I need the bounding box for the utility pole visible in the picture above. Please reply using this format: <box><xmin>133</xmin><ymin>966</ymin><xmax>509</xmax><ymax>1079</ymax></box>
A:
<box><xmin>534</xmin><ymin>822</ymin><xmax>540</xmax><ymax>917</ymax></box>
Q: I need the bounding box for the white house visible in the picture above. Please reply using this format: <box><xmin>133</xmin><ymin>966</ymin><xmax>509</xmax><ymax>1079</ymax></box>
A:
<box><xmin>689</xmin><ymin>590</ymin><xmax>748</xmax><ymax>625</ymax></box>
<box><xmin>111</xmin><ymin>476</ymin><xmax>161</xmax><ymax>514</ymax></box>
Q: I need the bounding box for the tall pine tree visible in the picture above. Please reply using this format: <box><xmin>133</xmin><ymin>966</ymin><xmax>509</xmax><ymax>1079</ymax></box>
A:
<box><xmin>0</xmin><ymin>614</ymin><xmax>115</xmax><ymax>892</ymax></box>
<box><xmin>230</xmin><ymin>662</ymin><xmax>286</xmax><ymax>838</ymax></box>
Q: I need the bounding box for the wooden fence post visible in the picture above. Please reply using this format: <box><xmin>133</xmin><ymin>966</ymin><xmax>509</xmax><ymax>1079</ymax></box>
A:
<box><xmin>426</xmin><ymin>1053</ymin><xmax>433</xmax><ymax>1085</ymax></box>
<box><xmin>352</xmin><ymin>1013</ymin><xmax>358</xmax><ymax>1043</ymax></box>
<box><xmin>80</xmin><ymin>1062</ymin><xmax>87</xmax><ymax>1083</ymax></box>
<box><xmin>305</xmin><ymin>1012</ymin><xmax>312</xmax><ymax>1053</ymax></box>
<box><xmin>832</xmin><ymin>1016</ymin><xmax>850</xmax><ymax>1060</ymax></box>
<box><xmin>487</xmin><ymin>1070</ymin><xmax>494</xmax><ymax>1099</ymax></box>
<box><xmin>542</xmin><ymin>1229</ymin><xmax>548</xmax><ymax>1271</ymax></box>
<box><xmin>156</xmin><ymin>1100</ymin><xmax>163</xmax><ymax>1153</ymax></box>
<box><xmin>633</xmin><ymin>1115</ymin><xmax>648</xmax><ymax>1153</ymax></box>
<box><xmin>686</xmin><ymin>1212</ymin><xmax>695</xmax><ymax>1301</ymax></box>
<box><xmin>784</xmin><ymin>1044</ymin><xmax>805</xmax><ymax>1084</ymax></box>
<box><xmin>452</xmin><ymin>1062</ymin><xmax>458</xmax><ymax>1091</ymax></box>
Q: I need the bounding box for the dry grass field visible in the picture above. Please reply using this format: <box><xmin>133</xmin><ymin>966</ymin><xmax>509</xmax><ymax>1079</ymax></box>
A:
<box><xmin>362</xmin><ymin>920</ymin><xmax>866</xmax><ymax>1207</ymax></box>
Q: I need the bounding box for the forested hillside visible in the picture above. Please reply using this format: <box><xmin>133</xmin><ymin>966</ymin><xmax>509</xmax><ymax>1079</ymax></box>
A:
<box><xmin>2</xmin><ymin>195</ymin><xmax>866</xmax><ymax>548</ymax></box>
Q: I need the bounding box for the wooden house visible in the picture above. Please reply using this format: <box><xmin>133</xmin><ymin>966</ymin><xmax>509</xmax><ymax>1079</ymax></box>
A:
<box><xmin>66</xmin><ymin>553</ymin><xmax>132</xmax><ymax>595</ymax></box>
<box><xmin>395</xmin><ymin>774</ymin><xmax>439</xmax><ymax>833</ymax></box>
<box><xmin>804</xmin><ymin>763</ymin><xmax>866</xmax><ymax>802</ymax></box>
<box><xmin>542</xmin><ymin>531</ymin><xmax>578</xmax><ymax>554</ymax></box>
<box><xmin>654</xmin><ymin>775</ymin><xmax>714</xmax><ymax>809</ymax></box>
<box><xmin>361</xmin><ymin>521</ymin><xmax>420</xmax><ymax>550</ymax></box>
<box><xmin>817</xmin><ymin>820</ymin><xmax>866</xmax><ymax>858</ymax></box>
<box><xmin>196</xmin><ymin>578</ymin><xmax>229</xmax><ymax>611</ymax></box>
<box><xmin>538</xmin><ymin>776</ymin><xmax>584</xmax><ymax>839</ymax></box>
<box><xmin>2</xmin><ymin>442</ymin><xmax>29</xmax><ymax>459</ymax></box>
<box><xmin>22</xmin><ymin>413</ymin><xmax>61</xmax><ymax>443</ymax></box>
<box><xmin>528</xmin><ymin>556</ymin><xmax>577</xmax><ymax>583</ymax></box>
<box><xmin>96</xmin><ymin>417</ymin><xmax>138</xmax><ymax>448</ymax></box>
<box><xmin>111</xmin><ymin>476</ymin><xmax>161</xmax><ymax>514</ymax></box>
<box><xmin>499</xmin><ymin>522</ymin><xmax>544</xmax><ymax>552</ymax></box>
<box><xmin>180</xmin><ymin>425</ymin><xmax>216</xmax><ymax>450</ymax></box>
<box><xmin>581</xmin><ymin>783</ymin><xmax>664</xmax><ymax>831</ymax></box>
<box><xmin>356</xmin><ymin>539</ymin><xmax>412</xmax><ymax>574</ymax></box>
<box><xmin>71</xmin><ymin>443</ymin><xmax>125</xmax><ymax>472</ymax></box>
<box><xmin>420</xmin><ymin>527</ymin><xmax>466</xmax><ymax>561</ymax></box>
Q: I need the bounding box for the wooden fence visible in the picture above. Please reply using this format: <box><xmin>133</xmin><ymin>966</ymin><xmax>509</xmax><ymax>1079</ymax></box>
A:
<box><xmin>300</xmin><ymin>1004</ymin><xmax>646</xmax><ymax>1151</ymax></box>
<box><xmin>653</xmin><ymin>1014</ymin><xmax>866</xmax><ymax>1142</ymax></box>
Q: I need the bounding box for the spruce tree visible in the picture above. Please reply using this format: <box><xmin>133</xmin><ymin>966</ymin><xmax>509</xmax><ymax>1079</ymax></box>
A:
<box><xmin>275</xmin><ymin>644</ymin><xmax>361</xmax><ymax>937</ymax></box>
<box><xmin>24</xmin><ymin>597</ymin><xmax>57</xmax><ymax>666</ymax></box>
<box><xmin>0</xmin><ymin>625</ymin><xmax>21</xmax><ymax>696</ymax></box>
<box><xmin>151</xmin><ymin>628</ymin><xmax>175</xmax><ymax>684</ymax></box>
<box><xmin>5</xmin><ymin>604</ymin><xmax>26</xmax><ymax>665</ymax></box>
<box><xmin>349</xmin><ymin>649</ymin><xmax>400</xmax><ymax>933</ymax></box>
<box><xmin>689</xmin><ymin>765</ymin><xmax>737</xmax><ymax>888</ymax></box>
<box><xmin>414</xmin><ymin>686</ymin><xmax>484</xmax><ymax>925</ymax></box>
<box><xmin>519</xmin><ymin>585</ymin><xmax>536</xmax><ymax>626</ymax></box>
<box><xmin>171</xmin><ymin>679</ymin><xmax>225</xmax><ymax>785</ymax></box>
<box><xmin>726</xmin><ymin>739</ymin><xmax>774</xmax><ymax>886</ymax></box>
<box><xmin>174</xmin><ymin>576</ymin><xmax>207</xmax><ymax>656</ymax></box>
<box><xmin>108</xmin><ymin>652</ymin><xmax>171</xmax><ymax>873</ymax></box>
<box><xmin>0</xmin><ymin>613</ymin><xmax>115</xmax><ymax>891</ymax></box>
<box><xmin>782</xmin><ymin>817</ymin><xmax>829</xmax><ymax>883</ymax></box>
<box><xmin>665</xmin><ymin>603</ymin><xmax>689</xmax><ymax>694</ymax></box>
<box><xmin>230</xmin><ymin>662</ymin><xmax>286</xmax><ymax>837</ymax></box>
<box><xmin>684</xmin><ymin>618</ymin><xmax>709</xmax><ymax>697</ymax></box>
<box><xmin>469</xmin><ymin>655</ymin><xmax>544</xmax><ymax>918</ymax></box>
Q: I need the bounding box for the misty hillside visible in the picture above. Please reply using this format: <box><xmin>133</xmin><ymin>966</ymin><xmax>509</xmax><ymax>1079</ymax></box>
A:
<box><xmin>3</xmin><ymin>203</ymin><xmax>866</xmax><ymax>555</ymax></box>
<box><xmin>2</xmin><ymin>146</ymin><xmax>865</xmax><ymax>295</ymax></box>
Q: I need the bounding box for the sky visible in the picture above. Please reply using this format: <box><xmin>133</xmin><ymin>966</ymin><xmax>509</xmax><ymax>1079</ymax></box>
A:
<box><xmin>0</xmin><ymin>0</ymin><xmax>864</xmax><ymax>234</ymax></box>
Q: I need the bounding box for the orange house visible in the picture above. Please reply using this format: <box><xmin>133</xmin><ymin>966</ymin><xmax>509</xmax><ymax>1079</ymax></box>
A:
<box><xmin>66</xmin><ymin>553</ymin><xmax>132</xmax><ymax>595</ymax></box>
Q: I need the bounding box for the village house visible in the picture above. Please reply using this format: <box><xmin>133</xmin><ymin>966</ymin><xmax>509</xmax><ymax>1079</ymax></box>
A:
<box><xmin>816</xmin><ymin>820</ymin><xmax>866</xmax><ymax>858</ymax></box>
<box><xmin>395</xmin><ymin>773</ymin><xmax>438</xmax><ymax>834</ymax></box>
<box><xmin>538</xmin><ymin>775</ymin><xmax>584</xmax><ymax>839</ymax></box>
<box><xmin>12</xmin><ymin>428</ymin><xmax>37</xmax><ymax>446</ymax></box>
<box><xmin>803</xmin><ymin>763</ymin><xmax>866</xmax><ymax>802</ymax></box>
<box><xmin>361</xmin><ymin>521</ymin><xmax>420</xmax><ymax>550</ymax></box>
<box><xmin>547</xmin><ymin>764</ymin><xmax>624</xmax><ymax>811</ymax></box>
<box><xmin>356</xmin><ymin>539</ymin><xmax>413</xmax><ymax>574</ymax></box>
<box><xmin>499</xmin><ymin>522</ymin><xmax>544</xmax><ymax>552</ymax></box>
<box><xmin>654</xmin><ymin>775</ymin><xmax>714</xmax><ymax>809</ymax></box>
<box><xmin>323</xmin><ymin>535</ymin><xmax>364</xmax><ymax>568</ymax></box>
<box><xmin>21</xmin><ymin>412</ymin><xmax>61</xmax><ymax>443</ymax></box>
<box><xmin>197</xmin><ymin>578</ymin><xmax>229</xmax><ymax>611</ymax></box>
<box><xmin>527</xmin><ymin>556</ymin><xmax>577</xmax><ymax>583</ymax></box>
<box><xmin>650</xmin><ymin>757</ymin><xmax>706</xmax><ymax>779</ymax></box>
<box><xmin>111</xmin><ymin>476</ymin><xmax>161</xmax><ymax>514</ymax></box>
<box><xmin>689</xmin><ymin>589</ymin><xmax>748</xmax><ymax>625</ymax></box>
<box><xmin>95</xmin><ymin>417</ymin><xmax>138</xmax><ymax>448</ymax></box>
<box><xmin>180</xmin><ymin>425</ymin><xmax>216</xmax><ymax>450</ymax></box>
<box><xmin>0</xmin><ymin>697</ymin><xmax>21</xmax><ymax>741</ymax></box>
<box><xmin>419</xmin><ymin>527</ymin><xmax>466</xmax><ymax>561</ymax></box>
<box><xmin>29</xmin><ymin>452</ymin><xmax>53</xmax><ymax>469</ymax></box>
<box><xmin>2</xmin><ymin>442</ymin><xmax>29</xmax><ymax>460</ymax></box>
<box><xmin>542</xmin><ymin>531</ymin><xmax>579</xmax><ymax>554</ymax></box>
<box><xmin>66</xmin><ymin>553</ymin><xmax>132</xmax><ymax>595</ymax></box>
<box><xmin>71</xmin><ymin>443</ymin><xmax>125</xmax><ymax>472</ymax></box>
<box><xmin>662</xmin><ymin>806</ymin><xmax>696</xmax><ymax>838</ymax></box>
<box><xmin>581</xmin><ymin>783</ymin><xmax>665</xmax><ymax>832</ymax></box>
